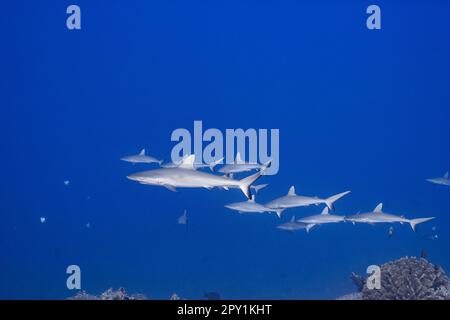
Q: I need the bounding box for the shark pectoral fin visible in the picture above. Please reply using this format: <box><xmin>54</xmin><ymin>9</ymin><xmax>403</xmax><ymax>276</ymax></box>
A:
<box><xmin>223</xmin><ymin>186</ymin><xmax>229</xmax><ymax>191</ymax></box>
<box><xmin>203</xmin><ymin>186</ymin><xmax>214</xmax><ymax>190</ymax></box>
<box><xmin>306</xmin><ymin>224</ymin><xmax>315</xmax><ymax>233</ymax></box>
<box><xmin>275</xmin><ymin>210</ymin><xmax>284</xmax><ymax>218</ymax></box>
<box><xmin>163</xmin><ymin>185</ymin><xmax>177</xmax><ymax>192</ymax></box>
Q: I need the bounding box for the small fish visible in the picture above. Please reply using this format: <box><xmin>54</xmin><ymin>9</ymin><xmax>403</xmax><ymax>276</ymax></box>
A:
<box><xmin>86</xmin><ymin>222</ymin><xmax>91</xmax><ymax>229</ymax></box>
<box><xmin>424</xmin><ymin>234</ymin><xmax>438</xmax><ymax>241</ymax></box>
<box><xmin>388</xmin><ymin>226</ymin><xmax>394</xmax><ymax>238</ymax></box>
<box><xmin>177</xmin><ymin>210</ymin><xmax>188</xmax><ymax>225</ymax></box>
<box><xmin>64</xmin><ymin>180</ymin><xmax>70</xmax><ymax>186</ymax></box>
<box><xmin>40</xmin><ymin>217</ymin><xmax>46</xmax><ymax>224</ymax></box>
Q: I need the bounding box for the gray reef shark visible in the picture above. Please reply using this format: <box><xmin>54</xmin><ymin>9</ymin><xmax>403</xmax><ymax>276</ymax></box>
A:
<box><xmin>296</xmin><ymin>207</ymin><xmax>345</xmax><ymax>229</ymax></box>
<box><xmin>276</xmin><ymin>216</ymin><xmax>315</xmax><ymax>233</ymax></box>
<box><xmin>127</xmin><ymin>155</ymin><xmax>266</xmax><ymax>199</ymax></box>
<box><xmin>265</xmin><ymin>186</ymin><xmax>351</xmax><ymax>216</ymax></box>
<box><xmin>218</xmin><ymin>152</ymin><xmax>269</xmax><ymax>175</ymax></box>
<box><xmin>345</xmin><ymin>203</ymin><xmax>435</xmax><ymax>232</ymax></box>
<box><xmin>225</xmin><ymin>194</ymin><xmax>279</xmax><ymax>216</ymax></box>
<box><xmin>426</xmin><ymin>171</ymin><xmax>450</xmax><ymax>186</ymax></box>
<box><xmin>161</xmin><ymin>156</ymin><xmax>223</xmax><ymax>172</ymax></box>
<box><xmin>121</xmin><ymin>149</ymin><xmax>163</xmax><ymax>165</ymax></box>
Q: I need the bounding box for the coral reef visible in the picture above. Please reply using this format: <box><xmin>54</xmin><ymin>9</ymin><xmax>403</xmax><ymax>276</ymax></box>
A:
<box><xmin>336</xmin><ymin>292</ymin><xmax>363</xmax><ymax>300</ymax></box>
<box><xmin>349</xmin><ymin>257</ymin><xmax>450</xmax><ymax>300</ymax></box>
<box><xmin>68</xmin><ymin>287</ymin><xmax>147</xmax><ymax>300</ymax></box>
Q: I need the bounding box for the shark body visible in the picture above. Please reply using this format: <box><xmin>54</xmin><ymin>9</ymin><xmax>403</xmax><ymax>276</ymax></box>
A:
<box><xmin>276</xmin><ymin>216</ymin><xmax>315</xmax><ymax>233</ymax></box>
<box><xmin>127</xmin><ymin>155</ymin><xmax>265</xmax><ymax>199</ymax></box>
<box><xmin>225</xmin><ymin>195</ymin><xmax>279</xmax><ymax>216</ymax></box>
<box><xmin>297</xmin><ymin>207</ymin><xmax>345</xmax><ymax>228</ymax></box>
<box><xmin>265</xmin><ymin>186</ymin><xmax>350</xmax><ymax>216</ymax></box>
<box><xmin>426</xmin><ymin>171</ymin><xmax>450</xmax><ymax>186</ymax></box>
<box><xmin>218</xmin><ymin>152</ymin><xmax>268</xmax><ymax>175</ymax></box>
<box><xmin>345</xmin><ymin>203</ymin><xmax>435</xmax><ymax>232</ymax></box>
<box><xmin>121</xmin><ymin>149</ymin><xmax>163</xmax><ymax>165</ymax></box>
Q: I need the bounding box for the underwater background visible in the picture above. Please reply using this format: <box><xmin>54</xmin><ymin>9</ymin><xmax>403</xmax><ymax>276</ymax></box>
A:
<box><xmin>1</xmin><ymin>0</ymin><xmax>450</xmax><ymax>299</ymax></box>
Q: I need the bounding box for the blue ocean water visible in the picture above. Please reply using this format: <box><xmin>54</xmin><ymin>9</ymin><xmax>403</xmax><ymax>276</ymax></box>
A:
<box><xmin>1</xmin><ymin>0</ymin><xmax>450</xmax><ymax>299</ymax></box>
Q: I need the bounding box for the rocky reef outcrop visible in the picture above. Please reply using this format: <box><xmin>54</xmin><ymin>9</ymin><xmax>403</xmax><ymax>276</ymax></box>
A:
<box><xmin>347</xmin><ymin>257</ymin><xmax>450</xmax><ymax>300</ymax></box>
<box><xmin>68</xmin><ymin>287</ymin><xmax>147</xmax><ymax>300</ymax></box>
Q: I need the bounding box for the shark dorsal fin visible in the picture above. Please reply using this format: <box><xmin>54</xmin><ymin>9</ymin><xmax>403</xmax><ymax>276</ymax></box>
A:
<box><xmin>183</xmin><ymin>210</ymin><xmax>187</xmax><ymax>217</ymax></box>
<box><xmin>444</xmin><ymin>171</ymin><xmax>449</xmax><ymax>179</ymax></box>
<box><xmin>374</xmin><ymin>203</ymin><xmax>383</xmax><ymax>213</ymax></box>
<box><xmin>290</xmin><ymin>216</ymin><xmax>295</xmax><ymax>222</ymax></box>
<box><xmin>321</xmin><ymin>207</ymin><xmax>329</xmax><ymax>215</ymax></box>
<box><xmin>178</xmin><ymin>154</ymin><xmax>196</xmax><ymax>170</ymax></box>
<box><xmin>235</xmin><ymin>152</ymin><xmax>243</xmax><ymax>164</ymax></box>
<box><xmin>288</xmin><ymin>186</ymin><xmax>296</xmax><ymax>196</ymax></box>
<box><xmin>139</xmin><ymin>149</ymin><xmax>145</xmax><ymax>156</ymax></box>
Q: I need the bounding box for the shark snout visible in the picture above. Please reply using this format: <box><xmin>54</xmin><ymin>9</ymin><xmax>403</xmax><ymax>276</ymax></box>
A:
<box><xmin>126</xmin><ymin>174</ymin><xmax>141</xmax><ymax>182</ymax></box>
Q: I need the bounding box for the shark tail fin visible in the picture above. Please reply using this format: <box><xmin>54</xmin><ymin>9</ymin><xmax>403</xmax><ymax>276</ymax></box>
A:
<box><xmin>139</xmin><ymin>149</ymin><xmax>145</xmax><ymax>156</ymax></box>
<box><xmin>325</xmin><ymin>191</ymin><xmax>351</xmax><ymax>211</ymax></box>
<box><xmin>239</xmin><ymin>170</ymin><xmax>264</xmax><ymax>199</ymax></box>
<box><xmin>409</xmin><ymin>217</ymin><xmax>435</xmax><ymax>232</ymax></box>
<box><xmin>251</xmin><ymin>184</ymin><xmax>268</xmax><ymax>194</ymax></box>
<box><xmin>209</xmin><ymin>157</ymin><xmax>223</xmax><ymax>172</ymax></box>
<box><xmin>444</xmin><ymin>171</ymin><xmax>449</xmax><ymax>179</ymax></box>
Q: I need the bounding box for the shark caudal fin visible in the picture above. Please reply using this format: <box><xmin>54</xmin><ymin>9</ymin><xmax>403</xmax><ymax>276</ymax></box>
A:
<box><xmin>209</xmin><ymin>157</ymin><xmax>224</xmax><ymax>172</ymax></box>
<box><xmin>251</xmin><ymin>184</ymin><xmax>269</xmax><ymax>194</ymax></box>
<box><xmin>239</xmin><ymin>170</ymin><xmax>264</xmax><ymax>199</ymax></box>
<box><xmin>409</xmin><ymin>217</ymin><xmax>435</xmax><ymax>232</ymax></box>
<box><xmin>139</xmin><ymin>149</ymin><xmax>145</xmax><ymax>156</ymax></box>
<box><xmin>325</xmin><ymin>191</ymin><xmax>351</xmax><ymax>211</ymax></box>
